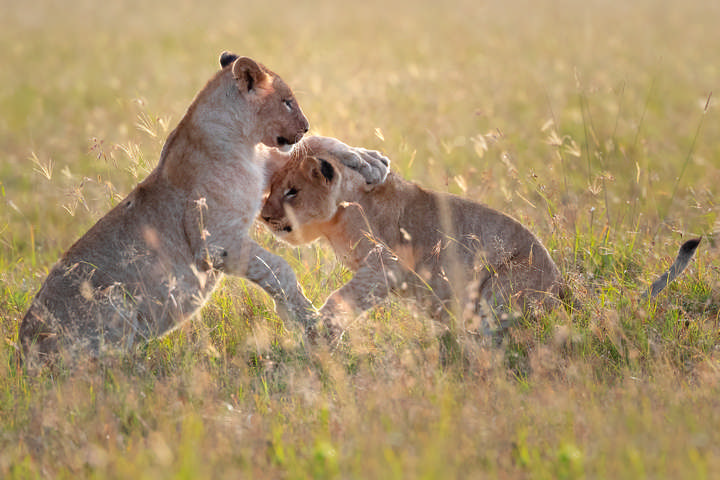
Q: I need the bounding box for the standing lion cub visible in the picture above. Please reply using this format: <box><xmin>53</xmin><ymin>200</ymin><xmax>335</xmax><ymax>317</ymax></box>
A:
<box><xmin>19</xmin><ymin>54</ymin><xmax>387</xmax><ymax>365</ymax></box>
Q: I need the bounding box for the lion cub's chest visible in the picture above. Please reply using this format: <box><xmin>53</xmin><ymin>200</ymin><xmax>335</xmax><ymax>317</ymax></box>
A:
<box><xmin>225</xmin><ymin>164</ymin><xmax>265</xmax><ymax>215</ymax></box>
<box><xmin>200</xmin><ymin>154</ymin><xmax>266</xmax><ymax>226</ymax></box>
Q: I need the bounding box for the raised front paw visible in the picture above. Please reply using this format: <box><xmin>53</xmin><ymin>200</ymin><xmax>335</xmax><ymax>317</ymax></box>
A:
<box><xmin>196</xmin><ymin>244</ymin><xmax>228</xmax><ymax>271</ymax></box>
<box><xmin>347</xmin><ymin>147</ymin><xmax>390</xmax><ymax>186</ymax></box>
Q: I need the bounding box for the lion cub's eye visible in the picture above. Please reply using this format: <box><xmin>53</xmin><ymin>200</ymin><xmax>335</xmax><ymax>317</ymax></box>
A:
<box><xmin>282</xmin><ymin>99</ymin><xmax>293</xmax><ymax>112</ymax></box>
<box><xmin>283</xmin><ymin>187</ymin><xmax>298</xmax><ymax>200</ymax></box>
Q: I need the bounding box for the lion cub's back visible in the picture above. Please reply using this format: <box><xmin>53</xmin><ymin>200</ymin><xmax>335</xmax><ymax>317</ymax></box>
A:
<box><xmin>391</xmin><ymin>182</ymin><xmax>561</xmax><ymax>295</ymax></box>
<box><xmin>19</xmin><ymin>182</ymin><xmax>198</xmax><ymax>358</ymax></box>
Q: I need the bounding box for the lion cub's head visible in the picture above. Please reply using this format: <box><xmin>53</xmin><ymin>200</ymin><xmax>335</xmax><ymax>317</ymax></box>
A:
<box><xmin>220</xmin><ymin>52</ymin><xmax>308</xmax><ymax>151</ymax></box>
<box><xmin>261</xmin><ymin>154</ymin><xmax>346</xmax><ymax>245</ymax></box>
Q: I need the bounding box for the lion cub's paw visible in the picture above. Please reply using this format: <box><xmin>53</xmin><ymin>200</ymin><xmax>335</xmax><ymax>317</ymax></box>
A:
<box><xmin>196</xmin><ymin>244</ymin><xmax>228</xmax><ymax>271</ymax></box>
<box><xmin>353</xmin><ymin>147</ymin><xmax>390</xmax><ymax>186</ymax></box>
<box><xmin>306</xmin><ymin>318</ymin><xmax>345</xmax><ymax>348</ymax></box>
<box><xmin>331</xmin><ymin>146</ymin><xmax>390</xmax><ymax>186</ymax></box>
<box><xmin>275</xmin><ymin>299</ymin><xmax>319</xmax><ymax>330</ymax></box>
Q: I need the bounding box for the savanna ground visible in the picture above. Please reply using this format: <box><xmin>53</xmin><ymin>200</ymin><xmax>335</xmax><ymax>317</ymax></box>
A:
<box><xmin>2</xmin><ymin>0</ymin><xmax>720</xmax><ymax>477</ymax></box>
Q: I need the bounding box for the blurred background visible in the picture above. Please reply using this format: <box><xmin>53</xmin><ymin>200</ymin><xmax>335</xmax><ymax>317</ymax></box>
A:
<box><xmin>2</xmin><ymin>0</ymin><xmax>718</xmax><ymax>255</ymax></box>
<box><xmin>2</xmin><ymin>1</ymin><xmax>720</xmax><ymax>477</ymax></box>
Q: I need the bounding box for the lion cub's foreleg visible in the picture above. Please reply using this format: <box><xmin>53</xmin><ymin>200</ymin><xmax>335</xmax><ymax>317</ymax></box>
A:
<box><xmin>183</xmin><ymin>191</ymin><xmax>316</xmax><ymax>327</ymax></box>
<box><xmin>193</xmin><ymin>234</ymin><xmax>316</xmax><ymax>326</ymax></box>
<box><xmin>232</xmin><ymin>239</ymin><xmax>317</xmax><ymax>327</ymax></box>
<box><xmin>318</xmin><ymin>248</ymin><xmax>400</xmax><ymax>332</ymax></box>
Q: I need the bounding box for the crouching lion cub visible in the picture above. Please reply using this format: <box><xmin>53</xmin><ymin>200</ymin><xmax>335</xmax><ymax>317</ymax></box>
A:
<box><xmin>261</xmin><ymin>137</ymin><xmax>564</xmax><ymax>336</ymax></box>
<box><xmin>18</xmin><ymin>54</ymin><xmax>388</xmax><ymax>367</ymax></box>
<box><xmin>261</xmin><ymin>137</ymin><xmax>701</xmax><ymax>338</ymax></box>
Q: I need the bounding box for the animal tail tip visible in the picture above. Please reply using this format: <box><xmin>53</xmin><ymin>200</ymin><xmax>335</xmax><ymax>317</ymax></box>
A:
<box><xmin>680</xmin><ymin>237</ymin><xmax>701</xmax><ymax>255</ymax></box>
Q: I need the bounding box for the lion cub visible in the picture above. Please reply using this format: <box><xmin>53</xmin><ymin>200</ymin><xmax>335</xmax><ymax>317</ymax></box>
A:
<box><xmin>19</xmin><ymin>53</ymin><xmax>312</xmax><ymax>364</ymax></box>
<box><xmin>261</xmin><ymin>137</ymin><xmax>564</xmax><ymax>335</ymax></box>
<box><xmin>19</xmin><ymin>54</ymin><xmax>387</xmax><ymax>365</ymax></box>
<box><xmin>263</xmin><ymin>137</ymin><xmax>701</xmax><ymax>338</ymax></box>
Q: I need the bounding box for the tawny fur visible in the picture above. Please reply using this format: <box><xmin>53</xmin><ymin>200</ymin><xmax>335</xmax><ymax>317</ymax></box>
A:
<box><xmin>19</xmin><ymin>53</ymin><xmax>314</xmax><ymax>365</ymax></box>
<box><xmin>261</xmin><ymin>137</ymin><xmax>563</xmax><ymax>335</ymax></box>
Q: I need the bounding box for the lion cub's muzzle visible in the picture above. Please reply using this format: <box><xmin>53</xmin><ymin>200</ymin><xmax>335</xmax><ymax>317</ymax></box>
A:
<box><xmin>262</xmin><ymin>216</ymin><xmax>292</xmax><ymax>234</ymax></box>
<box><xmin>276</xmin><ymin>132</ymin><xmax>304</xmax><ymax>148</ymax></box>
<box><xmin>277</xmin><ymin>117</ymin><xmax>309</xmax><ymax>150</ymax></box>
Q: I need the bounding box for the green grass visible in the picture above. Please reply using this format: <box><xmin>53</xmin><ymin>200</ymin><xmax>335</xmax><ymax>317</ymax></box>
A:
<box><xmin>2</xmin><ymin>0</ymin><xmax>720</xmax><ymax>477</ymax></box>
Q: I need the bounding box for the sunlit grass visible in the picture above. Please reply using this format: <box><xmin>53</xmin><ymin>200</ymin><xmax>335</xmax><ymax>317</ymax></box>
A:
<box><xmin>2</xmin><ymin>0</ymin><xmax>720</xmax><ymax>477</ymax></box>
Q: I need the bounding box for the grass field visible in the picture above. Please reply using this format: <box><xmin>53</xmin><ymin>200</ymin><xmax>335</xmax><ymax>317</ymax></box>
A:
<box><xmin>2</xmin><ymin>0</ymin><xmax>720</xmax><ymax>477</ymax></box>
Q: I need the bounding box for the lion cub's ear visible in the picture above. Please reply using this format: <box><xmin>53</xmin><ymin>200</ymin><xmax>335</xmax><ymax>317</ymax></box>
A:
<box><xmin>303</xmin><ymin>157</ymin><xmax>336</xmax><ymax>184</ymax></box>
<box><xmin>231</xmin><ymin>56</ymin><xmax>271</xmax><ymax>93</ymax></box>
<box><xmin>219</xmin><ymin>51</ymin><xmax>239</xmax><ymax>68</ymax></box>
<box><xmin>317</xmin><ymin>158</ymin><xmax>335</xmax><ymax>182</ymax></box>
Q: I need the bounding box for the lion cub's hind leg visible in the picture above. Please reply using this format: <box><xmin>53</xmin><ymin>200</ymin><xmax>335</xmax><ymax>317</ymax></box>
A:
<box><xmin>465</xmin><ymin>259</ymin><xmax>561</xmax><ymax>337</ymax></box>
<box><xmin>462</xmin><ymin>268</ymin><xmax>518</xmax><ymax>337</ymax></box>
